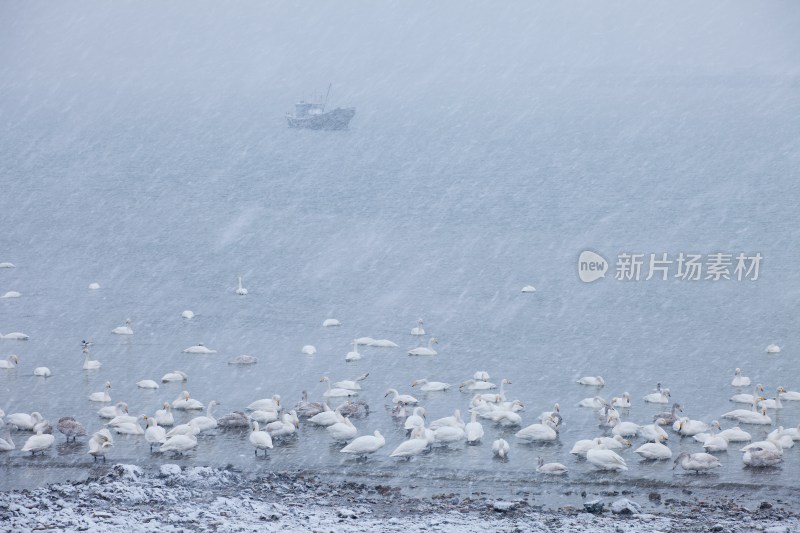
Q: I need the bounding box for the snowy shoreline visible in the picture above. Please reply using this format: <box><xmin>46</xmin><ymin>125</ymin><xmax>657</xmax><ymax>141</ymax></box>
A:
<box><xmin>0</xmin><ymin>465</ymin><xmax>796</xmax><ymax>532</ymax></box>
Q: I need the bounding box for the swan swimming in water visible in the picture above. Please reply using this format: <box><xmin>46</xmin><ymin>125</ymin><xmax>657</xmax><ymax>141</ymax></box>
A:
<box><xmin>183</xmin><ymin>344</ymin><xmax>217</xmax><ymax>354</ymax></box>
<box><xmin>384</xmin><ymin>388</ymin><xmax>419</xmax><ymax>405</ymax></box>
<box><xmin>88</xmin><ymin>381</ymin><xmax>112</xmax><ymax>402</ymax></box>
<box><xmin>88</xmin><ymin>282</ymin><xmax>101</xmax><ymax>290</ymax></box>
<box><xmin>411</xmin><ymin>379</ymin><xmax>451</xmax><ymax>392</ymax></box>
<box><xmin>154</xmin><ymin>403</ymin><xmax>174</xmax><ymax>426</ymax></box>
<box><xmin>33</xmin><ymin>367</ymin><xmax>51</xmax><ymax>378</ymax></box>
<box><xmin>236</xmin><ymin>276</ymin><xmax>248</xmax><ymax>295</ymax></box>
<box><xmin>371</xmin><ymin>339</ymin><xmax>398</xmax><ymax>347</ymax></box>
<box><xmin>408</xmin><ymin>338</ymin><xmax>438</xmax><ymax>356</ymax></box>
<box><xmin>136</xmin><ymin>379</ymin><xmax>159</xmax><ymax>389</ymax></box>
<box><xmin>82</xmin><ymin>344</ymin><xmax>101</xmax><ymax>370</ymax></box>
<box><xmin>326</xmin><ymin>417</ymin><xmax>358</xmax><ymax>441</ymax></box>
<box><xmin>188</xmin><ymin>400</ymin><xmax>220</xmax><ymax>433</ymax></box>
<box><xmin>217</xmin><ymin>411</ymin><xmax>250</xmax><ymax>428</ymax></box>
<box><xmin>181</xmin><ymin>310</ymin><xmax>194</xmax><ymax>319</ymax></box>
<box><xmin>301</xmin><ymin>345</ymin><xmax>317</xmax><ymax>355</ymax></box>
<box><xmin>172</xmin><ymin>391</ymin><xmax>204</xmax><ymax>410</ymax></box>
<box><xmin>247</xmin><ymin>395</ymin><xmax>281</xmax><ymax>411</ymax></box>
<box><xmin>634</xmin><ymin>442</ymin><xmax>672</xmax><ymax>460</ymax></box>
<box><xmin>521</xmin><ymin>285</ymin><xmax>536</xmax><ymax>293</ymax></box>
<box><xmin>321</xmin><ymin>376</ymin><xmax>358</xmax><ymax>398</ymax></box>
<box><xmin>98</xmin><ymin>402</ymin><xmax>128</xmax><ymax>419</ymax></box>
<box><xmin>0</xmin><ymin>262</ymin><xmax>15</xmax><ymax>268</ymax></box>
<box><xmin>766</xmin><ymin>343</ymin><xmax>781</xmax><ymax>354</ymax></box>
<box><xmin>731</xmin><ymin>368</ymin><xmax>751</xmax><ymax>387</ymax></box>
<box><xmin>0</xmin><ymin>354</ymin><xmax>19</xmax><ymax>369</ymax></box>
<box><xmin>345</xmin><ymin>340</ymin><xmax>362</xmax><ymax>362</ymax></box>
<box><xmin>161</xmin><ymin>370</ymin><xmax>188</xmax><ymax>382</ymax></box>
<box><xmin>492</xmin><ymin>438</ymin><xmax>510</xmax><ymax>461</ymax></box>
<box><xmin>459</xmin><ymin>379</ymin><xmax>496</xmax><ymax>391</ymax></box>
<box><xmin>536</xmin><ymin>456</ymin><xmax>568</xmax><ymax>474</ymax></box>
<box><xmin>743</xmin><ymin>446</ymin><xmax>783</xmax><ymax>467</ymax></box>
<box><xmin>322</xmin><ymin>318</ymin><xmax>341</xmax><ymax>327</ymax></box>
<box><xmin>228</xmin><ymin>355</ymin><xmax>258</xmax><ymax>365</ymax></box>
<box><xmin>462</xmin><ymin>411</ymin><xmax>485</xmax><ymax>443</ymax></box>
<box><xmin>7</xmin><ymin>412</ymin><xmax>44</xmax><ymax>431</ymax></box>
<box><xmin>758</xmin><ymin>387</ymin><xmax>786</xmax><ymax>409</ymax></box>
<box><xmin>355</xmin><ymin>337</ymin><xmax>376</xmax><ymax>346</ymax></box>
<box><xmin>731</xmin><ymin>384</ymin><xmax>765</xmax><ymax>404</ymax></box>
<box><xmin>112</xmin><ymin>319</ymin><xmax>133</xmax><ymax>335</ymax></box>
<box><xmin>2</xmin><ymin>332</ymin><xmax>29</xmax><ymax>340</ymax></box>
<box><xmin>643</xmin><ymin>383</ymin><xmax>671</xmax><ymax>404</ymax></box>
<box><xmin>587</xmin><ymin>445</ymin><xmax>628</xmax><ymax>471</ymax></box>
<box><xmin>576</xmin><ymin>376</ymin><xmax>605</xmax><ymax>387</ymax></box>
<box><xmin>334</xmin><ymin>373</ymin><xmax>369</xmax><ymax>391</ymax></box>
<box><xmin>410</xmin><ymin>319</ymin><xmax>425</xmax><ymax>336</ymax></box>
<box><xmin>1</xmin><ymin>291</ymin><xmax>20</xmax><ymax>298</ymax></box>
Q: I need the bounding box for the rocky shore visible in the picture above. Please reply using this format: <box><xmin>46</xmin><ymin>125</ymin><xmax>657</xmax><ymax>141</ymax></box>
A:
<box><xmin>0</xmin><ymin>464</ymin><xmax>797</xmax><ymax>532</ymax></box>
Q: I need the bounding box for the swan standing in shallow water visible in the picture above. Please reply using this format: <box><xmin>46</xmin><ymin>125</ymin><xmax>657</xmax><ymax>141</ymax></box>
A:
<box><xmin>587</xmin><ymin>445</ymin><xmax>628</xmax><ymax>471</ymax></box>
<box><xmin>673</xmin><ymin>452</ymin><xmax>721</xmax><ymax>473</ymax></box>
<box><xmin>145</xmin><ymin>417</ymin><xmax>167</xmax><ymax>451</ymax></box>
<box><xmin>341</xmin><ymin>430</ymin><xmax>385</xmax><ymax>458</ymax></box>
<box><xmin>57</xmin><ymin>417</ymin><xmax>87</xmax><ymax>442</ymax></box>
<box><xmin>236</xmin><ymin>276</ymin><xmax>248</xmax><ymax>295</ymax></box>
<box><xmin>492</xmin><ymin>439</ymin><xmax>510</xmax><ymax>461</ymax></box>
<box><xmin>731</xmin><ymin>368</ymin><xmax>751</xmax><ymax>387</ymax></box>
<box><xmin>249</xmin><ymin>421</ymin><xmax>273</xmax><ymax>456</ymax></box>
<box><xmin>391</xmin><ymin>427</ymin><xmax>430</xmax><ymax>459</ymax></box>
<box><xmin>0</xmin><ymin>430</ymin><xmax>14</xmax><ymax>452</ymax></box>
<box><xmin>112</xmin><ymin>319</ymin><xmax>133</xmax><ymax>335</ymax></box>
<box><xmin>327</xmin><ymin>417</ymin><xmax>357</xmax><ymax>441</ymax></box>
<box><xmin>21</xmin><ymin>429</ymin><xmax>55</xmax><ymax>455</ymax></box>
<box><xmin>411</xmin><ymin>319</ymin><xmax>425</xmax><ymax>336</ymax></box>
<box><xmin>408</xmin><ymin>338</ymin><xmax>438</xmax><ymax>356</ymax></box>
<box><xmin>88</xmin><ymin>431</ymin><xmax>113</xmax><ymax>461</ymax></box>
<box><xmin>0</xmin><ymin>354</ymin><xmax>19</xmax><ymax>369</ymax></box>
<box><xmin>160</xmin><ymin>428</ymin><xmax>199</xmax><ymax>455</ymax></box>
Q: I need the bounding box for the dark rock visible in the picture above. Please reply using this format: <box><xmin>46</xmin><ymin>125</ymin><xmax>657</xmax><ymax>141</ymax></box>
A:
<box><xmin>760</xmin><ymin>501</ymin><xmax>773</xmax><ymax>510</ymax></box>
<box><xmin>648</xmin><ymin>492</ymin><xmax>661</xmax><ymax>502</ymax></box>
<box><xmin>583</xmin><ymin>500</ymin><xmax>604</xmax><ymax>514</ymax></box>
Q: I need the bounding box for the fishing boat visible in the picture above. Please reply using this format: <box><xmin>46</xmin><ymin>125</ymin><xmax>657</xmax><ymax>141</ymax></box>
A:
<box><xmin>286</xmin><ymin>85</ymin><xmax>355</xmax><ymax>130</ymax></box>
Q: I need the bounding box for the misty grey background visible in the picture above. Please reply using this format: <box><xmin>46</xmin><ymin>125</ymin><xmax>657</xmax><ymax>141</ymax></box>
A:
<box><xmin>1</xmin><ymin>1</ymin><xmax>799</xmax><ymax>497</ymax></box>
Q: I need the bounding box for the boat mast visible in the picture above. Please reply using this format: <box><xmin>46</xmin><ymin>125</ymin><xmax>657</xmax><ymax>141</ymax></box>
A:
<box><xmin>322</xmin><ymin>83</ymin><xmax>332</xmax><ymax>112</ymax></box>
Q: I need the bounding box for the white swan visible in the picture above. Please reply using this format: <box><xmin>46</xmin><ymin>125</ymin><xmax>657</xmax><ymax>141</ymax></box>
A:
<box><xmin>33</xmin><ymin>367</ymin><xmax>51</xmax><ymax>378</ymax></box>
<box><xmin>634</xmin><ymin>442</ymin><xmax>672</xmax><ymax>460</ymax></box>
<box><xmin>570</xmin><ymin>438</ymin><xmax>601</xmax><ymax>456</ymax></box>
<box><xmin>731</xmin><ymin>368</ymin><xmax>751</xmax><ymax>387</ymax></box>
<box><xmin>88</xmin><ymin>282</ymin><xmax>100</xmax><ymax>290</ymax></box>
<box><xmin>718</xmin><ymin>426</ymin><xmax>751</xmax><ymax>442</ymax></box>
<box><xmin>98</xmin><ymin>402</ymin><xmax>128</xmax><ymax>419</ymax></box>
<box><xmin>265</xmin><ymin>411</ymin><xmax>298</xmax><ymax>438</ymax></box>
<box><xmin>521</xmin><ymin>285</ymin><xmax>537</xmax><ymax>293</ymax></box>
<box><xmin>345</xmin><ymin>340</ymin><xmax>362</xmax><ymax>362</ymax></box>
<box><xmin>7</xmin><ymin>411</ymin><xmax>43</xmax><ymax>431</ymax></box>
<box><xmin>758</xmin><ymin>387</ymin><xmax>786</xmax><ymax>409</ymax></box>
<box><xmin>408</xmin><ymin>338</ymin><xmax>438</xmax><ymax>356</ymax></box>
<box><xmin>236</xmin><ymin>276</ymin><xmax>248</xmax><ymax>295</ymax></box>
<box><xmin>722</xmin><ymin>405</ymin><xmax>772</xmax><ymax>425</ymax></box>
<box><xmin>0</xmin><ymin>430</ymin><xmax>14</xmax><ymax>452</ymax></box>
<box><xmin>88</xmin><ymin>381</ymin><xmax>112</xmax><ymax>402</ymax></box>
<box><xmin>492</xmin><ymin>438</ymin><xmax>510</xmax><ymax>460</ymax></box>
<box><xmin>183</xmin><ymin>344</ymin><xmax>216</xmax><ymax>354</ymax></box>
<box><xmin>403</xmin><ymin>407</ymin><xmax>427</xmax><ymax>431</ymax></box>
<box><xmin>576</xmin><ymin>376</ymin><xmax>605</xmax><ymax>387</ymax></box>
<box><xmin>188</xmin><ymin>400</ymin><xmax>219</xmax><ymax>433</ymax></box>
<box><xmin>88</xmin><ymin>434</ymin><xmax>113</xmax><ymax>461</ymax></box>
<box><xmin>112</xmin><ymin>319</ymin><xmax>133</xmax><ymax>335</ymax></box>
<box><xmin>702</xmin><ymin>426</ymin><xmax>729</xmax><ymax>453</ymax></box>
<box><xmin>371</xmin><ymin>339</ymin><xmax>398</xmax><ymax>347</ymax></box>
<box><xmin>515</xmin><ymin>419</ymin><xmax>558</xmax><ymax>442</ymax></box>
<box><xmin>321</xmin><ymin>376</ymin><xmax>358</xmax><ymax>398</ymax></box>
<box><xmin>340</xmin><ymin>430</ymin><xmax>385</xmax><ymax>458</ymax></box>
<box><xmin>779</xmin><ymin>388</ymin><xmax>800</xmax><ymax>401</ymax></box>
<box><xmin>308</xmin><ymin>405</ymin><xmax>344</xmax><ymax>427</ymax></box>
<box><xmin>433</xmin><ymin>425</ymin><xmax>465</xmax><ymax>444</ymax></box>
<box><xmin>82</xmin><ymin>345</ymin><xmax>101</xmax><ymax>370</ymax></box>
<box><xmin>161</xmin><ymin>370</ymin><xmax>188</xmax><ymax>382</ymax></box>
<box><xmin>465</xmin><ymin>411</ymin><xmax>484</xmax><ymax>443</ymax></box>
<box><xmin>21</xmin><ymin>430</ymin><xmax>55</xmax><ymax>455</ymax></box>
<box><xmin>411</xmin><ymin>379</ymin><xmax>451</xmax><ymax>392</ymax></box>
<box><xmin>172</xmin><ymin>391</ymin><xmax>204</xmax><ymax>410</ymax></box>
<box><xmin>429</xmin><ymin>409</ymin><xmax>465</xmax><ymax>431</ymax></box>
<box><xmin>0</xmin><ymin>262</ymin><xmax>15</xmax><ymax>268</ymax></box>
<box><xmin>249</xmin><ymin>421</ymin><xmax>273</xmax><ymax>455</ymax></box>
<box><xmin>333</xmin><ymin>373</ymin><xmax>369</xmax><ymax>391</ymax></box>
<box><xmin>766</xmin><ymin>343</ymin><xmax>781</xmax><ymax>354</ymax></box>
<box><xmin>673</xmin><ymin>451</ymin><xmax>721</xmax><ymax>473</ymax></box>
<box><xmin>384</xmin><ymin>388</ymin><xmax>418</xmax><ymax>405</ymax></box>
<box><xmin>578</xmin><ymin>396</ymin><xmax>606</xmax><ymax>409</ymax></box>
<box><xmin>249</xmin><ymin>409</ymin><xmax>279</xmax><ymax>424</ymax></box>
<box><xmin>326</xmin><ymin>417</ymin><xmax>357</xmax><ymax>441</ymax></box>
<box><xmin>247</xmin><ymin>395</ymin><xmax>281</xmax><ymax>411</ymax></box>
<box><xmin>154</xmin><ymin>403</ymin><xmax>174</xmax><ymax>426</ymax></box>
<box><xmin>676</xmin><ymin>418</ymin><xmax>711</xmax><ymax>437</ymax></box>
<box><xmin>144</xmin><ymin>417</ymin><xmax>167</xmax><ymax>451</ymax></box>
<box><xmin>322</xmin><ymin>318</ymin><xmax>341</xmax><ymax>327</ymax></box>
<box><xmin>459</xmin><ymin>379</ymin><xmax>496</xmax><ymax>391</ymax></box>
<box><xmin>391</xmin><ymin>427</ymin><xmax>430</xmax><ymax>459</ymax></box>
<box><xmin>301</xmin><ymin>345</ymin><xmax>317</xmax><ymax>355</ymax></box>
<box><xmin>355</xmin><ymin>337</ymin><xmax>376</xmax><ymax>346</ymax></box>
<box><xmin>643</xmin><ymin>390</ymin><xmax>671</xmax><ymax>404</ymax></box>
<box><xmin>136</xmin><ymin>379</ymin><xmax>159</xmax><ymax>389</ymax></box>
<box><xmin>611</xmin><ymin>393</ymin><xmax>631</xmax><ymax>408</ymax></box>
<box><xmin>586</xmin><ymin>446</ymin><xmax>628</xmax><ymax>471</ymax></box>
<box><xmin>113</xmin><ymin>415</ymin><xmax>146</xmax><ymax>435</ymax></box>
<box><xmin>410</xmin><ymin>319</ymin><xmax>425</xmax><ymax>336</ymax></box>
<box><xmin>609</xmin><ymin>417</ymin><xmax>638</xmax><ymax>438</ymax></box>
<box><xmin>638</xmin><ymin>422</ymin><xmax>669</xmax><ymax>443</ymax></box>
<box><xmin>228</xmin><ymin>355</ymin><xmax>258</xmax><ymax>365</ymax></box>
<box><xmin>536</xmin><ymin>457</ymin><xmax>567</xmax><ymax>475</ymax></box>
<box><xmin>181</xmin><ymin>310</ymin><xmax>194</xmax><ymax>319</ymax></box>
<box><xmin>160</xmin><ymin>429</ymin><xmax>199</xmax><ymax>455</ymax></box>
<box><xmin>731</xmin><ymin>384</ymin><xmax>765</xmax><ymax>404</ymax></box>
<box><xmin>2</xmin><ymin>331</ymin><xmax>29</xmax><ymax>340</ymax></box>
<box><xmin>0</xmin><ymin>354</ymin><xmax>19</xmax><ymax>369</ymax></box>
<box><xmin>1</xmin><ymin>291</ymin><xmax>20</xmax><ymax>298</ymax></box>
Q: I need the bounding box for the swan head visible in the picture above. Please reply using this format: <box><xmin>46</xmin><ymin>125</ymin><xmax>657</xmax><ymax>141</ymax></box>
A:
<box><xmin>735</xmin><ymin>368</ymin><xmax>741</xmax><ymax>375</ymax></box>
<box><xmin>553</xmin><ymin>403</ymin><xmax>561</xmax><ymax>413</ymax></box>
<box><xmin>162</xmin><ymin>402</ymin><xmax>170</xmax><ymax>409</ymax></box>
<box><xmin>320</xmin><ymin>376</ymin><xmax>330</xmax><ymax>383</ymax></box>
<box><xmin>251</xmin><ymin>421</ymin><xmax>260</xmax><ymax>431</ymax></box>
<box><xmin>537</xmin><ymin>456</ymin><xmax>544</xmax><ymax>467</ymax></box>
<box><xmin>104</xmin><ymin>381</ymin><xmax>111</xmax><ymax>389</ymax></box>
<box><xmin>502</xmin><ymin>379</ymin><xmax>512</xmax><ymax>385</ymax></box>
<box><xmin>777</xmin><ymin>386</ymin><xmax>786</xmax><ymax>393</ymax></box>
<box><xmin>184</xmin><ymin>392</ymin><xmax>190</xmax><ymax>401</ymax></box>
<box><xmin>9</xmin><ymin>354</ymin><xmax>19</xmax><ymax>364</ymax></box>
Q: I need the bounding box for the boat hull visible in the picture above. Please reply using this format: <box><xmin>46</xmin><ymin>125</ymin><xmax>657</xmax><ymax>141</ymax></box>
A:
<box><xmin>286</xmin><ymin>107</ymin><xmax>355</xmax><ymax>130</ymax></box>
